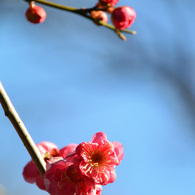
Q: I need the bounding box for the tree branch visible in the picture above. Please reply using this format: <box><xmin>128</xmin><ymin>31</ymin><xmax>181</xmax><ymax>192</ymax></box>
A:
<box><xmin>24</xmin><ymin>0</ymin><xmax>136</xmax><ymax>40</ymax></box>
<box><xmin>0</xmin><ymin>82</ymin><xmax>46</xmax><ymax>177</ymax></box>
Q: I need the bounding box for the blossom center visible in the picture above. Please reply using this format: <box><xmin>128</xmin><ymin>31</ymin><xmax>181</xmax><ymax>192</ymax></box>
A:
<box><xmin>90</xmin><ymin>151</ymin><xmax>105</xmax><ymax>167</ymax></box>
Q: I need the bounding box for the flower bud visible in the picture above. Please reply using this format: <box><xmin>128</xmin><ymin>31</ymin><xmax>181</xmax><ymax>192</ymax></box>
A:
<box><xmin>98</xmin><ymin>0</ymin><xmax>119</xmax><ymax>7</ymax></box>
<box><xmin>91</xmin><ymin>11</ymin><xmax>108</xmax><ymax>24</ymax></box>
<box><xmin>26</xmin><ymin>2</ymin><xmax>46</xmax><ymax>24</ymax></box>
<box><xmin>111</xmin><ymin>6</ymin><xmax>136</xmax><ymax>30</ymax></box>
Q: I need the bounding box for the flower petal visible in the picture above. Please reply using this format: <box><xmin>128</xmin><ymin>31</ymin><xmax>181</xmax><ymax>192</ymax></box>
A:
<box><xmin>91</xmin><ymin>132</ymin><xmax>107</xmax><ymax>144</ymax></box>
<box><xmin>35</xmin><ymin>175</ymin><xmax>45</xmax><ymax>190</ymax></box>
<box><xmin>76</xmin><ymin>142</ymin><xmax>99</xmax><ymax>162</ymax></box>
<box><xmin>107</xmin><ymin>170</ymin><xmax>116</xmax><ymax>184</ymax></box>
<box><xmin>112</xmin><ymin>141</ymin><xmax>124</xmax><ymax>165</ymax></box>
<box><xmin>23</xmin><ymin>161</ymin><xmax>39</xmax><ymax>183</ymax></box>
<box><xmin>59</xmin><ymin>143</ymin><xmax>77</xmax><ymax>158</ymax></box>
<box><xmin>37</xmin><ymin>141</ymin><xmax>59</xmax><ymax>154</ymax></box>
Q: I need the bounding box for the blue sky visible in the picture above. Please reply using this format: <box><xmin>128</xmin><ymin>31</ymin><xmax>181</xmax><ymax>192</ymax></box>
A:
<box><xmin>0</xmin><ymin>0</ymin><xmax>195</xmax><ymax>194</ymax></box>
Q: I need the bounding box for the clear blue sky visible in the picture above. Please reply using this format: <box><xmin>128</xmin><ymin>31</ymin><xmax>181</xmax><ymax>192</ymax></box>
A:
<box><xmin>0</xmin><ymin>0</ymin><xmax>195</xmax><ymax>194</ymax></box>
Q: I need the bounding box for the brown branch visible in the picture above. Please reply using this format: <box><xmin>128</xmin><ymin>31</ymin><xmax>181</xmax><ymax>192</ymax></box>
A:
<box><xmin>0</xmin><ymin>82</ymin><xmax>46</xmax><ymax>177</ymax></box>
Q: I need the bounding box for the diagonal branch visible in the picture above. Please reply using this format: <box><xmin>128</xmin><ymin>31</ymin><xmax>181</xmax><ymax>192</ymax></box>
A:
<box><xmin>0</xmin><ymin>82</ymin><xmax>46</xmax><ymax>177</ymax></box>
<box><xmin>24</xmin><ymin>0</ymin><xmax>136</xmax><ymax>40</ymax></box>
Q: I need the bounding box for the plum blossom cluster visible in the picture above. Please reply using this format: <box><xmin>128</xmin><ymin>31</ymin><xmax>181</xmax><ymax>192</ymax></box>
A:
<box><xmin>25</xmin><ymin>0</ymin><xmax>136</xmax><ymax>39</ymax></box>
<box><xmin>23</xmin><ymin>132</ymin><xmax>124</xmax><ymax>195</ymax></box>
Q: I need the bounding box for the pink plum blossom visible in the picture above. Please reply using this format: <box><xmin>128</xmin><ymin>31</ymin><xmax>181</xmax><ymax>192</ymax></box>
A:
<box><xmin>23</xmin><ymin>132</ymin><xmax>123</xmax><ymax>194</ymax></box>
<box><xmin>76</xmin><ymin>132</ymin><xmax>124</xmax><ymax>185</ymax></box>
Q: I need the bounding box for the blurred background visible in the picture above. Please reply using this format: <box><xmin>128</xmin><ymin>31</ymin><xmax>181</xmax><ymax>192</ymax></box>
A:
<box><xmin>0</xmin><ymin>0</ymin><xmax>195</xmax><ymax>194</ymax></box>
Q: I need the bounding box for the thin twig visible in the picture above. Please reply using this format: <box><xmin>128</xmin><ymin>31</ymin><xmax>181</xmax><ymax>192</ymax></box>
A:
<box><xmin>0</xmin><ymin>82</ymin><xmax>46</xmax><ymax>177</ymax></box>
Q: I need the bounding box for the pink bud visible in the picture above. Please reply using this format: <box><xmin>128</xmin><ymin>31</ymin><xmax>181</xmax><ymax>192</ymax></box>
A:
<box><xmin>98</xmin><ymin>0</ymin><xmax>119</xmax><ymax>7</ymax></box>
<box><xmin>25</xmin><ymin>2</ymin><xmax>46</xmax><ymax>24</ymax></box>
<box><xmin>91</xmin><ymin>11</ymin><xmax>108</xmax><ymax>24</ymax></box>
<box><xmin>111</xmin><ymin>6</ymin><xmax>136</xmax><ymax>30</ymax></box>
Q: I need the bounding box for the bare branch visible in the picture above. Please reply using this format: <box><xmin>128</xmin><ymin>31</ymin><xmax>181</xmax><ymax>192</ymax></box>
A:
<box><xmin>0</xmin><ymin>82</ymin><xmax>46</xmax><ymax>177</ymax></box>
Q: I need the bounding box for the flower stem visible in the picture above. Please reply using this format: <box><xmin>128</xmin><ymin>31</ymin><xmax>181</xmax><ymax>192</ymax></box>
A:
<box><xmin>24</xmin><ymin>0</ymin><xmax>136</xmax><ymax>39</ymax></box>
<box><xmin>0</xmin><ymin>82</ymin><xmax>46</xmax><ymax>178</ymax></box>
